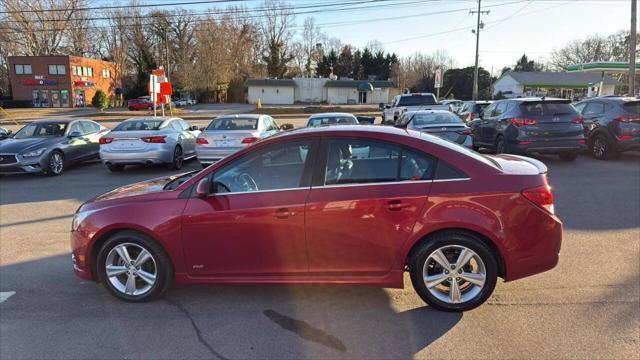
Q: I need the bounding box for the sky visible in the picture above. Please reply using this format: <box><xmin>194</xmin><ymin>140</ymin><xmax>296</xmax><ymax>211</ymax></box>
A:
<box><xmin>97</xmin><ymin>0</ymin><xmax>634</xmax><ymax>75</ymax></box>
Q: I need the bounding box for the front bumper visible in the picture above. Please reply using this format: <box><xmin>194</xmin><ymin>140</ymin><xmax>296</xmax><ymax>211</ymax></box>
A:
<box><xmin>70</xmin><ymin>229</ymin><xmax>94</xmax><ymax>281</ymax></box>
<box><xmin>0</xmin><ymin>153</ymin><xmax>47</xmax><ymax>174</ymax></box>
<box><xmin>196</xmin><ymin>146</ymin><xmax>243</xmax><ymax>164</ymax></box>
<box><xmin>100</xmin><ymin>148</ymin><xmax>173</xmax><ymax>165</ymax></box>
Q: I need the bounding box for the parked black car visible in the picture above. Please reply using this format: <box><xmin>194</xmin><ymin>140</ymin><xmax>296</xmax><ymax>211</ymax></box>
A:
<box><xmin>469</xmin><ymin>98</ymin><xmax>586</xmax><ymax>161</ymax></box>
<box><xmin>573</xmin><ymin>97</ymin><xmax>640</xmax><ymax>160</ymax></box>
<box><xmin>0</xmin><ymin>119</ymin><xmax>109</xmax><ymax>175</ymax></box>
<box><xmin>456</xmin><ymin>100</ymin><xmax>493</xmax><ymax>123</ymax></box>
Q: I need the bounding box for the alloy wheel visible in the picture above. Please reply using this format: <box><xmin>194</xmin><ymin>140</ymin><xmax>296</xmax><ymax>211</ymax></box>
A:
<box><xmin>105</xmin><ymin>243</ymin><xmax>157</xmax><ymax>296</ymax></box>
<box><xmin>423</xmin><ymin>245</ymin><xmax>486</xmax><ymax>304</ymax></box>
<box><xmin>174</xmin><ymin>147</ymin><xmax>183</xmax><ymax>169</ymax></box>
<box><xmin>49</xmin><ymin>152</ymin><xmax>64</xmax><ymax>174</ymax></box>
<box><xmin>593</xmin><ymin>137</ymin><xmax>606</xmax><ymax>159</ymax></box>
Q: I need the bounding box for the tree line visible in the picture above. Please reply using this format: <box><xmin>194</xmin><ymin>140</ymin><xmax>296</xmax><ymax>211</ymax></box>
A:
<box><xmin>0</xmin><ymin>0</ymin><xmax>636</xmax><ymax>102</ymax></box>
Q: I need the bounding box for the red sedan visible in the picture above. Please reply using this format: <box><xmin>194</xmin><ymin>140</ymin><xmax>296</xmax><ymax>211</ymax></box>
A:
<box><xmin>126</xmin><ymin>98</ymin><xmax>153</xmax><ymax>111</ymax></box>
<box><xmin>70</xmin><ymin>125</ymin><xmax>561</xmax><ymax>311</ymax></box>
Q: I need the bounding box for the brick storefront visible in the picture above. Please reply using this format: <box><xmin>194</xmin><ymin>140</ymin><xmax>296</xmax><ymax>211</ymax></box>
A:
<box><xmin>8</xmin><ymin>55</ymin><xmax>120</xmax><ymax>108</ymax></box>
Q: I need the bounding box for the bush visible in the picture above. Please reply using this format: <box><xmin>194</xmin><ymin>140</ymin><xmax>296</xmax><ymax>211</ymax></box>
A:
<box><xmin>92</xmin><ymin>90</ymin><xmax>109</xmax><ymax>111</ymax></box>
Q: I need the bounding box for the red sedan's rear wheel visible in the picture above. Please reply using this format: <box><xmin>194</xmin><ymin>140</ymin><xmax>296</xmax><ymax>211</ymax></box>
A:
<box><xmin>409</xmin><ymin>231</ymin><xmax>498</xmax><ymax>311</ymax></box>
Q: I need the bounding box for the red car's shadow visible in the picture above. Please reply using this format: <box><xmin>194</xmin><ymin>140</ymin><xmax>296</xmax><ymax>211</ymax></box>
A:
<box><xmin>0</xmin><ymin>253</ymin><xmax>462</xmax><ymax>359</ymax></box>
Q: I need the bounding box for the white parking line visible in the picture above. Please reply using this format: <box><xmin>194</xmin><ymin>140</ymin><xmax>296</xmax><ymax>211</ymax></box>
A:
<box><xmin>0</xmin><ymin>291</ymin><xmax>16</xmax><ymax>304</ymax></box>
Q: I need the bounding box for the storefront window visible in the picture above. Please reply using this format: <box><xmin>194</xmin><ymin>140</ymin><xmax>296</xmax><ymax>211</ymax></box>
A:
<box><xmin>48</xmin><ymin>65</ymin><xmax>66</xmax><ymax>75</ymax></box>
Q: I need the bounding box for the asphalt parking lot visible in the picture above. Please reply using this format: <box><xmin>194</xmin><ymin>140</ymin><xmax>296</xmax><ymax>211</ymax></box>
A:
<box><xmin>0</xmin><ymin>148</ymin><xmax>639</xmax><ymax>359</ymax></box>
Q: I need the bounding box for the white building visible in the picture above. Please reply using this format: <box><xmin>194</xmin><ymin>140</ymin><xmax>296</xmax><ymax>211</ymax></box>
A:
<box><xmin>246</xmin><ymin>79</ymin><xmax>296</xmax><ymax>105</ymax></box>
<box><xmin>246</xmin><ymin>78</ymin><xmax>396</xmax><ymax>105</ymax></box>
<box><xmin>493</xmin><ymin>71</ymin><xmax>620</xmax><ymax>99</ymax></box>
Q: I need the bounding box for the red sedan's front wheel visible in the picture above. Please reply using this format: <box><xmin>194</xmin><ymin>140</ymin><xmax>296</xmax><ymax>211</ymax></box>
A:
<box><xmin>410</xmin><ymin>231</ymin><xmax>498</xmax><ymax>312</ymax></box>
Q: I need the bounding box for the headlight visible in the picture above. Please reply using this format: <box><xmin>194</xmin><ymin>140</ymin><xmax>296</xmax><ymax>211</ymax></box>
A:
<box><xmin>72</xmin><ymin>209</ymin><xmax>96</xmax><ymax>231</ymax></box>
<box><xmin>22</xmin><ymin>147</ymin><xmax>47</xmax><ymax>157</ymax></box>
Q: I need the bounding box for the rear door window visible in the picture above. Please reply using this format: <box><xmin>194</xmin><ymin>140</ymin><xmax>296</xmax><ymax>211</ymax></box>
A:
<box><xmin>323</xmin><ymin>139</ymin><xmax>435</xmax><ymax>185</ymax></box>
<box><xmin>583</xmin><ymin>102</ymin><xmax>605</xmax><ymax>116</ymax></box>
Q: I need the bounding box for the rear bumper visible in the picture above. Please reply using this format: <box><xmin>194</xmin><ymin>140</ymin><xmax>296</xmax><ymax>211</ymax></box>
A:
<box><xmin>511</xmin><ymin>140</ymin><xmax>586</xmax><ymax>154</ymax></box>
<box><xmin>100</xmin><ymin>148</ymin><xmax>173</xmax><ymax>165</ymax></box>
<box><xmin>196</xmin><ymin>146</ymin><xmax>243</xmax><ymax>164</ymax></box>
<box><xmin>614</xmin><ymin>137</ymin><xmax>640</xmax><ymax>152</ymax></box>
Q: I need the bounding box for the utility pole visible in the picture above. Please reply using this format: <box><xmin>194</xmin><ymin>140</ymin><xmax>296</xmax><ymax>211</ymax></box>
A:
<box><xmin>630</xmin><ymin>0</ymin><xmax>637</xmax><ymax>96</ymax></box>
<box><xmin>471</xmin><ymin>0</ymin><xmax>489</xmax><ymax>100</ymax></box>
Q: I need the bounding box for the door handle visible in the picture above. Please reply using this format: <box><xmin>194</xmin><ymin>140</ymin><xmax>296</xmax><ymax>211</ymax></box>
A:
<box><xmin>273</xmin><ymin>208</ymin><xmax>293</xmax><ymax>218</ymax></box>
<box><xmin>386</xmin><ymin>200</ymin><xmax>412</xmax><ymax>211</ymax></box>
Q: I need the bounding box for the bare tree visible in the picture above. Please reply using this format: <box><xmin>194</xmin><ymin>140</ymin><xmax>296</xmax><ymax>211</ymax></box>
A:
<box><xmin>0</xmin><ymin>0</ymin><xmax>90</xmax><ymax>55</ymax></box>
<box><xmin>300</xmin><ymin>17</ymin><xmax>323</xmax><ymax>77</ymax></box>
<box><xmin>259</xmin><ymin>0</ymin><xmax>295</xmax><ymax>78</ymax></box>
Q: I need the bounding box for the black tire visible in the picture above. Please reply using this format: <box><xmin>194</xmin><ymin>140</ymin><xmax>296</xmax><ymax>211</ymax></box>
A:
<box><xmin>495</xmin><ymin>136</ymin><xmax>507</xmax><ymax>154</ymax></box>
<box><xmin>107</xmin><ymin>163</ymin><xmax>125</xmax><ymax>172</ymax></box>
<box><xmin>166</xmin><ymin>146</ymin><xmax>183</xmax><ymax>170</ymax></box>
<box><xmin>96</xmin><ymin>231</ymin><xmax>173</xmax><ymax>302</ymax></box>
<box><xmin>591</xmin><ymin>134</ymin><xmax>617</xmax><ymax>160</ymax></box>
<box><xmin>409</xmin><ymin>231</ymin><xmax>498</xmax><ymax>312</ymax></box>
<box><xmin>44</xmin><ymin>150</ymin><xmax>65</xmax><ymax>176</ymax></box>
<box><xmin>558</xmin><ymin>152</ymin><xmax>579</xmax><ymax>162</ymax></box>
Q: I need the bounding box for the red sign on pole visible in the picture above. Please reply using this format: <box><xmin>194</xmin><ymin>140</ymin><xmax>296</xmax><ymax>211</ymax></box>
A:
<box><xmin>159</xmin><ymin>82</ymin><xmax>172</xmax><ymax>96</ymax></box>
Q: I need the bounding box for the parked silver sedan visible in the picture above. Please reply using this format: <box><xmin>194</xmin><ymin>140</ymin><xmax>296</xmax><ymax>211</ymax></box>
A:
<box><xmin>99</xmin><ymin>117</ymin><xmax>200</xmax><ymax>172</ymax></box>
<box><xmin>306</xmin><ymin>112</ymin><xmax>359</xmax><ymax>127</ymax></box>
<box><xmin>195</xmin><ymin>114</ymin><xmax>281</xmax><ymax>166</ymax></box>
<box><xmin>0</xmin><ymin>119</ymin><xmax>108</xmax><ymax>176</ymax></box>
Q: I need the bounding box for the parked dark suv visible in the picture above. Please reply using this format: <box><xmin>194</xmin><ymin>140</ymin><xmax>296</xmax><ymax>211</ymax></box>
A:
<box><xmin>456</xmin><ymin>100</ymin><xmax>493</xmax><ymax>123</ymax></box>
<box><xmin>573</xmin><ymin>97</ymin><xmax>640</xmax><ymax>160</ymax></box>
<box><xmin>469</xmin><ymin>98</ymin><xmax>586</xmax><ymax>161</ymax></box>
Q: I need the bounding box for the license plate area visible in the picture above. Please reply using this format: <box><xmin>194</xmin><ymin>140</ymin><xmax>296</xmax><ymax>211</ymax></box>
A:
<box><xmin>215</xmin><ymin>140</ymin><xmax>240</xmax><ymax>147</ymax></box>
<box><xmin>113</xmin><ymin>139</ymin><xmax>145</xmax><ymax>150</ymax></box>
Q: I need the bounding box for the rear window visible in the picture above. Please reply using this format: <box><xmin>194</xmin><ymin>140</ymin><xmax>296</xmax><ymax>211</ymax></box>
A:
<box><xmin>207</xmin><ymin>118</ymin><xmax>258</xmax><ymax>131</ymax></box>
<box><xmin>623</xmin><ymin>101</ymin><xmax>640</xmax><ymax>114</ymax></box>
<box><xmin>475</xmin><ymin>103</ymin><xmax>491</xmax><ymax>112</ymax></box>
<box><xmin>409</xmin><ymin>112</ymin><xmax>463</xmax><ymax>127</ymax></box>
<box><xmin>307</xmin><ymin>116</ymin><xmax>357</xmax><ymax>126</ymax></box>
<box><xmin>520</xmin><ymin>101</ymin><xmax>577</xmax><ymax>116</ymax></box>
<box><xmin>113</xmin><ymin>120</ymin><xmax>163</xmax><ymax>131</ymax></box>
<box><xmin>419</xmin><ymin>132</ymin><xmax>501</xmax><ymax>170</ymax></box>
<box><xmin>397</xmin><ymin>95</ymin><xmax>437</xmax><ymax>107</ymax></box>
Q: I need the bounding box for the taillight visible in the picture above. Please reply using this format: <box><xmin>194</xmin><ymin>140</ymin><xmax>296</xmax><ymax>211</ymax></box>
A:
<box><xmin>571</xmin><ymin>116</ymin><xmax>584</xmax><ymax>124</ymax></box>
<box><xmin>241</xmin><ymin>137</ymin><xmax>258</xmax><ymax>144</ymax></box>
<box><xmin>522</xmin><ymin>185</ymin><xmax>555</xmax><ymax>215</ymax></box>
<box><xmin>196</xmin><ymin>137</ymin><xmax>209</xmax><ymax>145</ymax></box>
<box><xmin>618</xmin><ymin>135</ymin><xmax>634</xmax><ymax>140</ymax></box>
<box><xmin>510</xmin><ymin>118</ymin><xmax>537</xmax><ymax>126</ymax></box>
<box><xmin>614</xmin><ymin>115</ymin><xmax>640</xmax><ymax>122</ymax></box>
<box><xmin>578</xmin><ymin>139</ymin><xmax>586</xmax><ymax>144</ymax></box>
<box><xmin>141</xmin><ymin>136</ymin><xmax>166</xmax><ymax>143</ymax></box>
<box><xmin>99</xmin><ymin>137</ymin><xmax>113</xmax><ymax>145</ymax></box>
<box><xmin>469</xmin><ymin>112</ymin><xmax>475</xmax><ymax>121</ymax></box>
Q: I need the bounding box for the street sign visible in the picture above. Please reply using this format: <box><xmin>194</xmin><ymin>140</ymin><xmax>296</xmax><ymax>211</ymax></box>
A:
<box><xmin>434</xmin><ymin>68</ymin><xmax>442</xmax><ymax>89</ymax></box>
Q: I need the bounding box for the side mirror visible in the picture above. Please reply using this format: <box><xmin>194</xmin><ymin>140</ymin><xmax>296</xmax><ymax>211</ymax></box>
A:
<box><xmin>378</xmin><ymin>103</ymin><xmax>385</xmax><ymax>110</ymax></box>
<box><xmin>280</xmin><ymin>123</ymin><xmax>294</xmax><ymax>131</ymax></box>
<box><xmin>190</xmin><ymin>125</ymin><xmax>199</xmax><ymax>131</ymax></box>
<box><xmin>68</xmin><ymin>131</ymin><xmax>81</xmax><ymax>138</ymax></box>
<box><xmin>385</xmin><ymin>105</ymin><xmax>391</xmax><ymax>109</ymax></box>
<box><xmin>195</xmin><ymin>178</ymin><xmax>210</xmax><ymax>198</ymax></box>
<box><xmin>199</xmin><ymin>126</ymin><xmax>206</xmax><ymax>131</ymax></box>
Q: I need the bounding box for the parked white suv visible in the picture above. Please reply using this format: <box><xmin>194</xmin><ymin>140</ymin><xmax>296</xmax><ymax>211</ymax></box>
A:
<box><xmin>380</xmin><ymin>93</ymin><xmax>448</xmax><ymax>125</ymax></box>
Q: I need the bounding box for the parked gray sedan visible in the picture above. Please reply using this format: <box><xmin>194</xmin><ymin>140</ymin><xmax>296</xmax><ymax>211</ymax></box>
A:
<box><xmin>0</xmin><ymin>119</ymin><xmax>108</xmax><ymax>176</ymax></box>
<box><xmin>99</xmin><ymin>117</ymin><xmax>200</xmax><ymax>172</ymax></box>
<box><xmin>195</xmin><ymin>114</ymin><xmax>281</xmax><ymax>166</ymax></box>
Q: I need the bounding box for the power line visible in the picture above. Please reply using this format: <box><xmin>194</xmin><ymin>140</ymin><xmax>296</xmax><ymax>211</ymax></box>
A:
<box><xmin>0</xmin><ymin>0</ymin><xmax>248</xmax><ymax>15</ymax></box>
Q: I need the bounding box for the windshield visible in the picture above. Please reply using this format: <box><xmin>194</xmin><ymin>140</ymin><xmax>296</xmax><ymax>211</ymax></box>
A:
<box><xmin>14</xmin><ymin>122</ymin><xmax>67</xmax><ymax>139</ymax></box>
<box><xmin>520</xmin><ymin>102</ymin><xmax>577</xmax><ymax>116</ymax></box>
<box><xmin>207</xmin><ymin>117</ymin><xmax>258</xmax><ymax>131</ymax></box>
<box><xmin>113</xmin><ymin>120</ymin><xmax>163</xmax><ymax>131</ymax></box>
<box><xmin>408</xmin><ymin>112</ymin><xmax>463</xmax><ymax>128</ymax></box>
<box><xmin>163</xmin><ymin>170</ymin><xmax>199</xmax><ymax>190</ymax></box>
<box><xmin>307</xmin><ymin>116</ymin><xmax>358</xmax><ymax>126</ymax></box>
<box><xmin>397</xmin><ymin>95</ymin><xmax>437</xmax><ymax>107</ymax></box>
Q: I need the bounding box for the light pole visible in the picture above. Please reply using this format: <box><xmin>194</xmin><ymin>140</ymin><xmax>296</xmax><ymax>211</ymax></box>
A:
<box><xmin>471</xmin><ymin>0</ymin><xmax>489</xmax><ymax>100</ymax></box>
<box><xmin>630</xmin><ymin>0</ymin><xmax>637</xmax><ymax>96</ymax></box>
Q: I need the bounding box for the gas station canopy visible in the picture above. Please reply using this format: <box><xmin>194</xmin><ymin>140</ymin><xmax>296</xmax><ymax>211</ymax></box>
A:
<box><xmin>566</xmin><ymin>61</ymin><xmax>640</xmax><ymax>74</ymax></box>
